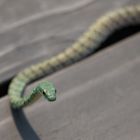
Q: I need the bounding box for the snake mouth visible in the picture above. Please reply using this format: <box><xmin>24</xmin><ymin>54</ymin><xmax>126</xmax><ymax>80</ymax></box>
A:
<box><xmin>48</xmin><ymin>96</ymin><xmax>56</xmax><ymax>102</ymax></box>
<box><xmin>42</xmin><ymin>91</ymin><xmax>56</xmax><ymax>101</ymax></box>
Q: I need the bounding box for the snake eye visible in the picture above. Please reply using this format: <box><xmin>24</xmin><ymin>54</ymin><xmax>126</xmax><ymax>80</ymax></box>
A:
<box><xmin>55</xmin><ymin>89</ymin><xmax>57</xmax><ymax>93</ymax></box>
<box><xmin>42</xmin><ymin>90</ymin><xmax>47</xmax><ymax>98</ymax></box>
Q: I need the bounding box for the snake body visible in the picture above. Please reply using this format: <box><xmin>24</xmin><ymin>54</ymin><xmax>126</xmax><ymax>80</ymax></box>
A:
<box><xmin>8</xmin><ymin>5</ymin><xmax>140</xmax><ymax>108</ymax></box>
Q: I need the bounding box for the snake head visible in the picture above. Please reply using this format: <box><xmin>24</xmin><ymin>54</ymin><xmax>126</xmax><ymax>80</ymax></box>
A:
<box><xmin>38</xmin><ymin>81</ymin><xmax>56</xmax><ymax>102</ymax></box>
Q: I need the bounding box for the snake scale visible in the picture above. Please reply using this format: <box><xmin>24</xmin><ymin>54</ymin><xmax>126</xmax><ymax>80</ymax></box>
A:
<box><xmin>8</xmin><ymin>5</ymin><xmax>140</xmax><ymax>108</ymax></box>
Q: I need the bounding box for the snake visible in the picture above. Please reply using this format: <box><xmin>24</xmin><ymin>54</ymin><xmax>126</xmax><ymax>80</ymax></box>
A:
<box><xmin>8</xmin><ymin>5</ymin><xmax>140</xmax><ymax>109</ymax></box>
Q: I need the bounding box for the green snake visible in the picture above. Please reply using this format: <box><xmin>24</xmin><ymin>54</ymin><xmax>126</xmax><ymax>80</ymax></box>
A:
<box><xmin>8</xmin><ymin>5</ymin><xmax>140</xmax><ymax>108</ymax></box>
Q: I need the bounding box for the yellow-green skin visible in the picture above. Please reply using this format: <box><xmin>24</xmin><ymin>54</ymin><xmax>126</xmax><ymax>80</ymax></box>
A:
<box><xmin>8</xmin><ymin>5</ymin><xmax>140</xmax><ymax>108</ymax></box>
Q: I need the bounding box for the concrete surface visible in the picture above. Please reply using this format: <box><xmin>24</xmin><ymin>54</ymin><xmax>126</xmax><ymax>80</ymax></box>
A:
<box><xmin>0</xmin><ymin>0</ymin><xmax>140</xmax><ymax>140</ymax></box>
<box><xmin>0</xmin><ymin>33</ymin><xmax>140</xmax><ymax>140</ymax></box>
<box><xmin>0</xmin><ymin>0</ymin><xmax>138</xmax><ymax>81</ymax></box>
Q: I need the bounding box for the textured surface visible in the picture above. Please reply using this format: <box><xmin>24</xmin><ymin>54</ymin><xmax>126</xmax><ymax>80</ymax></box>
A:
<box><xmin>0</xmin><ymin>33</ymin><xmax>140</xmax><ymax>140</ymax></box>
<box><xmin>0</xmin><ymin>0</ymin><xmax>138</xmax><ymax>81</ymax></box>
<box><xmin>0</xmin><ymin>0</ymin><xmax>140</xmax><ymax>140</ymax></box>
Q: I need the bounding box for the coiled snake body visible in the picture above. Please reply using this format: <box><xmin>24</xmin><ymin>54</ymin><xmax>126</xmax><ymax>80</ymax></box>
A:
<box><xmin>8</xmin><ymin>5</ymin><xmax>140</xmax><ymax>108</ymax></box>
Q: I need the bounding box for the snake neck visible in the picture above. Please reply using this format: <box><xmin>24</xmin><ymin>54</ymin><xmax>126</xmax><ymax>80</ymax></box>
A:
<box><xmin>9</xmin><ymin>84</ymin><xmax>42</xmax><ymax>108</ymax></box>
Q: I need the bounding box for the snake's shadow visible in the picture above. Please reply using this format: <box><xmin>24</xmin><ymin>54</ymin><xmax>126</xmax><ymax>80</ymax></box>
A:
<box><xmin>11</xmin><ymin>107</ymin><xmax>41</xmax><ymax>140</ymax></box>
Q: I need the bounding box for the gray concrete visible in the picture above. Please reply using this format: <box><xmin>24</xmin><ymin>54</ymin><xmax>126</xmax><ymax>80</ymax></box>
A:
<box><xmin>0</xmin><ymin>0</ymin><xmax>140</xmax><ymax>140</ymax></box>
<box><xmin>0</xmin><ymin>0</ymin><xmax>136</xmax><ymax>81</ymax></box>
<box><xmin>0</xmin><ymin>34</ymin><xmax>140</xmax><ymax>139</ymax></box>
